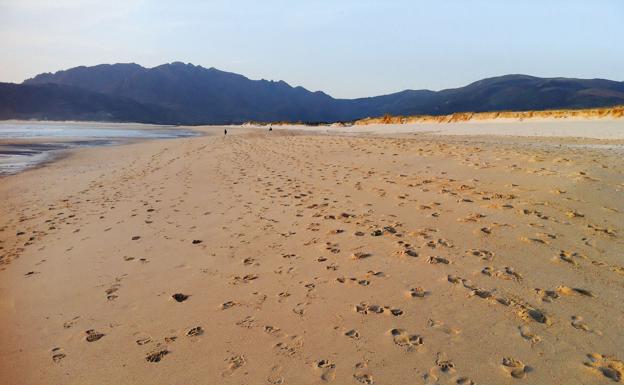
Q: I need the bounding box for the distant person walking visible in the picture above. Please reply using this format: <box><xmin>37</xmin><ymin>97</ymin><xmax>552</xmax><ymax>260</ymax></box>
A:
<box><xmin>224</xmin><ymin>128</ymin><xmax>228</xmax><ymax>136</ymax></box>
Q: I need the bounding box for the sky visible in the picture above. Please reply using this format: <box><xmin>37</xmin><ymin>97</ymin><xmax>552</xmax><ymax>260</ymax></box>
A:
<box><xmin>0</xmin><ymin>0</ymin><xmax>622</xmax><ymax>98</ymax></box>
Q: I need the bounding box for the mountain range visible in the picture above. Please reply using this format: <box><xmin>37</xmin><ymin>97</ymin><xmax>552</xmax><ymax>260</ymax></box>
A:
<box><xmin>1</xmin><ymin>62</ymin><xmax>623</xmax><ymax>124</ymax></box>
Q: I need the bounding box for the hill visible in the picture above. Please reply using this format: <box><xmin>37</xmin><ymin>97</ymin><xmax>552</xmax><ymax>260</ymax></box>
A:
<box><xmin>0</xmin><ymin>63</ymin><xmax>621</xmax><ymax>124</ymax></box>
<box><xmin>0</xmin><ymin>82</ymin><xmax>178</xmax><ymax>123</ymax></box>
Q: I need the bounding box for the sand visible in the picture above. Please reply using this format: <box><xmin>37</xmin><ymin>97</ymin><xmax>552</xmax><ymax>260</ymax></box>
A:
<box><xmin>0</xmin><ymin>124</ymin><xmax>623</xmax><ymax>385</ymax></box>
<box><xmin>272</xmin><ymin>118</ymin><xmax>624</xmax><ymax>140</ymax></box>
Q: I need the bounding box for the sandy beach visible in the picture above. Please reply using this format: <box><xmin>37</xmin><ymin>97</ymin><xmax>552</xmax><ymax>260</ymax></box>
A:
<box><xmin>274</xmin><ymin>118</ymin><xmax>624</xmax><ymax>140</ymax></box>
<box><xmin>1</xmin><ymin>122</ymin><xmax>623</xmax><ymax>385</ymax></box>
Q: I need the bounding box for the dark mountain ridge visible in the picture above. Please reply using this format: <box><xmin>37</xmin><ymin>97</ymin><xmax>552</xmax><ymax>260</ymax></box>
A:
<box><xmin>0</xmin><ymin>82</ymin><xmax>176</xmax><ymax>123</ymax></box>
<box><xmin>0</xmin><ymin>63</ymin><xmax>621</xmax><ymax>124</ymax></box>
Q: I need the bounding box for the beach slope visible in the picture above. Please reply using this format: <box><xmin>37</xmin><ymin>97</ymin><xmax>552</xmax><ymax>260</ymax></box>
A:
<box><xmin>0</xmin><ymin>125</ymin><xmax>623</xmax><ymax>384</ymax></box>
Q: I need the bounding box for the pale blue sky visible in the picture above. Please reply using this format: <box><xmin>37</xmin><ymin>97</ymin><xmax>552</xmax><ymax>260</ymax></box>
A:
<box><xmin>0</xmin><ymin>0</ymin><xmax>622</xmax><ymax>98</ymax></box>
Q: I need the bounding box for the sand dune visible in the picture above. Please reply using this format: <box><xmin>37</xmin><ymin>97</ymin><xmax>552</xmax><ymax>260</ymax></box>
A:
<box><xmin>272</xmin><ymin>119</ymin><xmax>624</xmax><ymax>140</ymax></box>
<box><xmin>255</xmin><ymin>106</ymin><xmax>624</xmax><ymax>140</ymax></box>
<box><xmin>354</xmin><ymin>105</ymin><xmax>624</xmax><ymax>125</ymax></box>
<box><xmin>0</xmin><ymin>126</ymin><xmax>623</xmax><ymax>384</ymax></box>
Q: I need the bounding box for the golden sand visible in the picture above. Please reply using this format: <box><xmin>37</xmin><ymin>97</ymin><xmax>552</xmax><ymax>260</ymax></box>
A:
<box><xmin>354</xmin><ymin>105</ymin><xmax>624</xmax><ymax>125</ymax></box>
<box><xmin>0</xmin><ymin>126</ymin><xmax>622</xmax><ymax>384</ymax></box>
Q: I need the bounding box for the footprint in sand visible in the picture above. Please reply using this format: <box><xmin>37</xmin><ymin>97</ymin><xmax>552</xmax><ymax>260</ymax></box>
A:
<box><xmin>425</xmin><ymin>352</ymin><xmax>456</xmax><ymax>384</ymax></box>
<box><xmin>63</xmin><ymin>316</ymin><xmax>80</xmax><ymax>329</ymax></box>
<box><xmin>355</xmin><ymin>303</ymin><xmax>383</xmax><ymax>314</ymax></box>
<box><xmin>325</xmin><ymin>242</ymin><xmax>341</xmax><ymax>253</ymax></box>
<box><xmin>186</xmin><ymin>326</ymin><xmax>203</xmax><ymax>337</ymax></box>
<box><xmin>145</xmin><ymin>349</ymin><xmax>169</xmax><ymax>363</ymax></box>
<box><xmin>135</xmin><ymin>337</ymin><xmax>152</xmax><ymax>345</ymax></box>
<box><xmin>426</xmin><ymin>256</ymin><xmax>449</xmax><ymax>264</ymax></box>
<box><xmin>518</xmin><ymin>306</ymin><xmax>552</xmax><ymax>325</ymax></box>
<box><xmin>520</xmin><ymin>237</ymin><xmax>550</xmax><ymax>245</ymax></box>
<box><xmin>571</xmin><ymin>316</ymin><xmax>601</xmax><ymax>335</ymax></box>
<box><xmin>556</xmin><ymin>285</ymin><xmax>594</xmax><ymax>298</ymax></box>
<box><xmin>345</xmin><ymin>329</ymin><xmax>360</xmax><ymax>339</ymax></box>
<box><xmin>555</xmin><ymin>251</ymin><xmax>584</xmax><ymax>267</ymax></box>
<box><xmin>501</xmin><ymin>357</ymin><xmax>529</xmax><ymax>379</ymax></box>
<box><xmin>566</xmin><ymin>210</ymin><xmax>584</xmax><ymax>218</ymax></box>
<box><xmin>351</xmin><ymin>252</ymin><xmax>372</xmax><ymax>260</ymax></box>
<box><xmin>243</xmin><ymin>257</ymin><xmax>258</xmax><ymax>266</ymax></box>
<box><xmin>427</xmin><ymin>319</ymin><xmax>461</xmax><ymax>335</ymax></box>
<box><xmin>272</xmin><ymin>332</ymin><xmax>304</xmax><ymax>357</ymax></box>
<box><xmin>584</xmin><ymin>353</ymin><xmax>624</xmax><ymax>382</ymax></box>
<box><xmin>535</xmin><ymin>288</ymin><xmax>559</xmax><ymax>303</ymax></box>
<box><xmin>479</xmin><ymin>227</ymin><xmax>492</xmax><ymax>235</ymax></box>
<box><xmin>493</xmin><ymin>292</ymin><xmax>553</xmax><ymax>325</ymax></box>
<box><xmin>390</xmin><ymin>328</ymin><xmax>423</xmax><ymax>351</ymax></box>
<box><xmin>467</xmin><ymin>287</ymin><xmax>493</xmax><ymax>299</ymax></box>
<box><xmin>370</xmin><ymin>229</ymin><xmax>383</xmax><ymax>236</ymax></box>
<box><xmin>277</xmin><ymin>291</ymin><xmax>290</xmax><ymax>302</ymax></box>
<box><xmin>435</xmin><ymin>353</ymin><xmax>456</xmax><ymax>374</ymax></box>
<box><xmin>221</xmin><ymin>301</ymin><xmax>237</xmax><ymax>310</ymax></box>
<box><xmin>230</xmin><ymin>274</ymin><xmax>259</xmax><ymax>284</ymax></box>
<box><xmin>454</xmin><ymin>377</ymin><xmax>476</xmax><ymax>385</ymax></box>
<box><xmin>518</xmin><ymin>325</ymin><xmax>541</xmax><ymax>344</ymax></box>
<box><xmin>105</xmin><ymin>285</ymin><xmax>120</xmax><ymax>301</ymax></box>
<box><xmin>407</xmin><ymin>287</ymin><xmax>429</xmax><ymax>298</ymax></box>
<box><xmin>466</xmin><ymin>248</ymin><xmax>495</xmax><ymax>261</ymax></box>
<box><xmin>85</xmin><ymin>329</ymin><xmax>105</xmax><ymax>342</ymax></box>
<box><xmin>355</xmin><ymin>303</ymin><xmax>403</xmax><ymax>316</ymax></box>
<box><xmin>587</xmin><ymin>224</ymin><xmax>616</xmax><ymax>237</ymax></box>
<box><xmin>51</xmin><ymin>347</ymin><xmax>66</xmax><ymax>363</ymax></box>
<box><xmin>447</xmin><ymin>275</ymin><xmax>463</xmax><ymax>284</ymax></box>
<box><xmin>314</xmin><ymin>359</ymin><xmax>336</xmax><ymax>382</ymax></box>
<box><xmin>458</xmin><ymin>212</ymin><xmax>486</xmax><ymax>223</ymax></box>
<box><xmin>266</xmin><ymin>365</ymin><xmax>285</xmax><ymax>384</ymax></box>
<box><xmin>353</xmin><ymin>362</ymin><xmax>374</xmax><ymax>384</ymax></box>
<box><xmin>172</xmin><ymin>293</ymin><xmax>189</xmax><ymax>302</ymax></box>
<box><xmin>425</xmin><ymin>238</ymin><xmax>454</xmax><ymax>249</ymax></box>
<box><xmin>264</xmin><ymin>325</ymin><xmax>284</xmax><ymax>337</ymax></box>
<box><xmin>292</xmin><ymin>302</ymin><xmax>310</xmax><ymax>317</ymax></box>
<box><xmin>494</xmin><ymin>266</ymin><xmax>523</xmax><ymax>281</ymax></box>
<box><xmin>222</xmin><ymin>355</ymin><xmax>246</xmax><ymax>376</ymax></box>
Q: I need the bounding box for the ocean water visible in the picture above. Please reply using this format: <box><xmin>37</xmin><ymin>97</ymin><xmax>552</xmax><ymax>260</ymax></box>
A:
<box><xmin>0</xmin><ymin>122</ymin><xmax>199</xmax><ymax>175</ymax></box>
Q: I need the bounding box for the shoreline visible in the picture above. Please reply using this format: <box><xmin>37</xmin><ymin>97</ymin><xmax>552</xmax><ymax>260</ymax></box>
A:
<box><xmin>3</xmin><ymin>119</ymin><xmax>624</xmax><ymax>176</ymax></box>
<box><xmin>0</xmin><ymin>119</ymin><xmax>179</xmax><ymax>129</ymax></box>
<box><xmin>0</xmin><ymin>122</ymin><xmax>205</xmax><ymax>176</ymax></box>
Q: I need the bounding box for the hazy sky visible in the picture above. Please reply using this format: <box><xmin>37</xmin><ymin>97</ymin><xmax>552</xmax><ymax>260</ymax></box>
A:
<box><xmin>0</xmin><ymin>0</ymin><xmax>622</xmax><ymax>98</ymax></box>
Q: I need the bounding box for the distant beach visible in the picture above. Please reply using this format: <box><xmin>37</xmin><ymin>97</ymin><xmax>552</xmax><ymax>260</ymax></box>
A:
<box><xmin>270</xmin><ymin>118</ymin><xmax>624</xmax><ymax>140</ymax></box>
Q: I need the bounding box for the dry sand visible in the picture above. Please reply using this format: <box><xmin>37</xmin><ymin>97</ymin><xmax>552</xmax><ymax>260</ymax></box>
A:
<box><xmin>0</xmin><ymin>124</ymin><xmax>623</xmax><ymax>385</ymax></box>
<box><xmin>273</xmin><ymin>118</ymin><xmax>624</xmax><ymax>140</ymax></box>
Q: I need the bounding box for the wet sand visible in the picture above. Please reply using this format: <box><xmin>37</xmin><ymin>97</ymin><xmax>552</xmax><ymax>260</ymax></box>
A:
<box><xmin>0</xmin><ymin>124</ymin><xmax>623</xmax><ymax>385</ymax></box>
<box><xmin>0</xmin><ymin>121</ymin><xmax>199</xmax><ymax>175</ymax></box>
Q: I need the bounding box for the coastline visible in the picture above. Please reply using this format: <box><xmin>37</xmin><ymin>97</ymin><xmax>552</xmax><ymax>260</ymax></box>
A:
<box><xmin>0</xmin><ymin>119</ymin><xmax>179</xmax><ymax>129</ymax></box>
<box><xmin>0</xmin><ymin>122</ymin><xmax>203</xmax><ymax>176</ymax></box>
